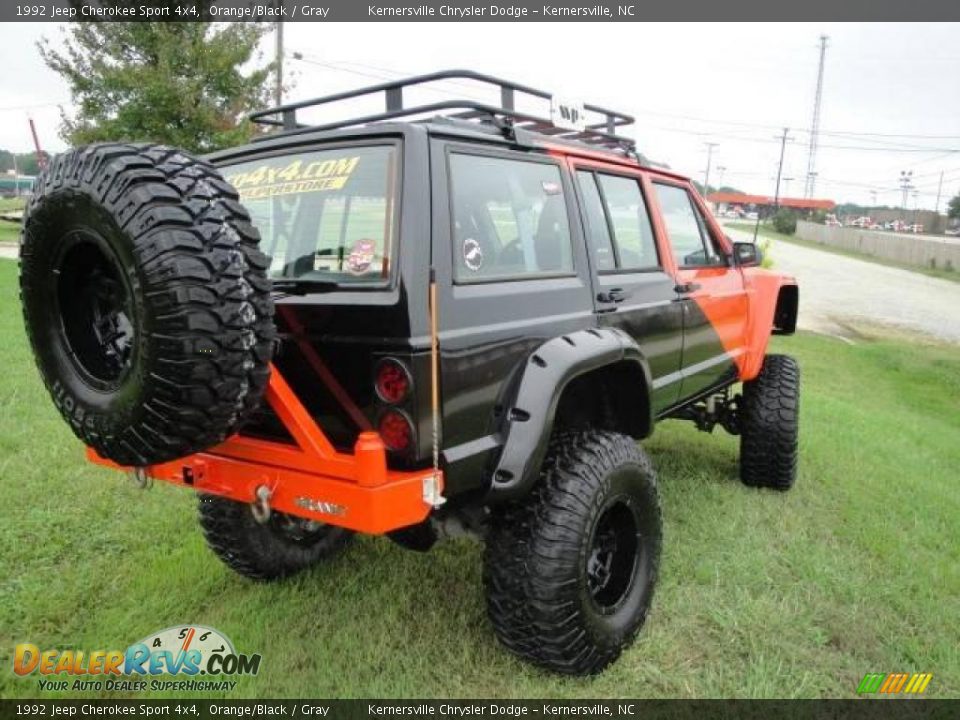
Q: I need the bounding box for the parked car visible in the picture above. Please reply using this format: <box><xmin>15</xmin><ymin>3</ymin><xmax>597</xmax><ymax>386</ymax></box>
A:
<box><xmin>18</xmin><ymin>70</ymin><xmax>801</xmax><ymax>676</ymax></box>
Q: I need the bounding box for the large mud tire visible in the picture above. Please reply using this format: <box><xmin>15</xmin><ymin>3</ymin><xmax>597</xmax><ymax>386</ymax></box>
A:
<box><xmin>484</xmin><ymin>430</ymin><xmax>662</xmax><ymax>675</ymax></box>
<box><xmin>19</xmin><ymin>143</ymin><xmax>275</xmax><ymax>466</ymax></box>
<box><xmin>739</xmin><ymin>354</ymin><xmax>800</xmax><ymax>490</ymax></box>
<box><xmin>198</xmin><ymin>495</ymin><xmax>353</xmax><ymax>581</ymax></box>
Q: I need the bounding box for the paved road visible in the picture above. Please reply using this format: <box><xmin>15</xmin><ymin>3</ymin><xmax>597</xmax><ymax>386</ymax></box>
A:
<box><xmin>725</xmin><ymin>224</ymin><xmax>960</xmax><ymax>343</ymax></box>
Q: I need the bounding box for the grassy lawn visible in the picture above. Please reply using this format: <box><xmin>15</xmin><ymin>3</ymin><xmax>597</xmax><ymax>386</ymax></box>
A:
<box><xmin>0</xmin><ymin>256</ymin><xmax>957</xmax><ymax>699</ymax></box>
<box><xmin>0</xmin><ymin>196</ymin><xmax>24</xmax><ymax>245</ymax></box>
<box><xmin>727</xmin><ymin>221</ymin><xmax>960</xmax><ymax>284</ymax></box>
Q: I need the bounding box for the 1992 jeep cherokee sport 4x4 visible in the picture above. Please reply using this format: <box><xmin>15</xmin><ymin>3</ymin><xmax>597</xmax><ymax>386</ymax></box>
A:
<box><xmin>19</xmin><ymin>71</ymin><xmax>799</xmax><ymax>675</ymax></box>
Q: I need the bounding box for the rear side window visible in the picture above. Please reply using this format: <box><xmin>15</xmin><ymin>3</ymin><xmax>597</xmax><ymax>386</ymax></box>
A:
<box><xmin>576</xmin><ymin>171</ymin><xmax>659</xmax><ymax>272</ymax></box>
<box><xmin>223</xmin><ymin>145</ymin><xmax>398</xmax><ymax>284</ymax></box>
<box><xmin>449</xmin><ymin>153</ymin><xmax>573</xmax><ymax>282</ymax></box>
<box><xmin>653</xmin><ymin>183</ymin><xmax>726</xmax><ymax>268</ymax></box>
<box><xmin>576</xmin><ymin>171</ymin><xmax>616</xmax><ymax>271</ymax></box>
<box><xmin>596</xmin><ymin>174</ymin><xmax>659</xmax><ymax>270</ymax></box>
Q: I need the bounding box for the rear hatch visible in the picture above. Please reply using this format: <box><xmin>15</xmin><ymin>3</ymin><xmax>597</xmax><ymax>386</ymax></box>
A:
<box><xmin>218</xmin><ymin>140</ymin><xmax>425</xmax><ymax>464</ymax></box>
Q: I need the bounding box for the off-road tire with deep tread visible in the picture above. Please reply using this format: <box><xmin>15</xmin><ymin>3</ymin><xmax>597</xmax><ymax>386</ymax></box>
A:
<box><xmin>198</xmin><ymin>495</ymin><xmax>353</xmax><ymax>581</ymax></box>
<box><xmin>484</xmin><ymin>430</ymin><xmax>662</xmax><ymax>675</ymax></box>
<box><xmin>20</xmin><ymin>143</ymin><xmax>275</xmax><ymax>466</ymax></box>
<box><xmin>739</xmin><ymin>354</ymin><xmax>800</xmax><ymax>490</ymax></box>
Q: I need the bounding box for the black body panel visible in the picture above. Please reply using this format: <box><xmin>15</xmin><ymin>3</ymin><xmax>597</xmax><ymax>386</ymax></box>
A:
<box><xmin>208</xmin><ymin>119</ymin><xmax>743</xmax><ymax>507</ymax></box>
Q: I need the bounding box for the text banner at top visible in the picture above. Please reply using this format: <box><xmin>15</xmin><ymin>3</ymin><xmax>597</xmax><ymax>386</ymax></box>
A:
<box><xmin>5</xmin><ymin>0</ymin><xmax>960</xmax><ymax>22</ymax></box>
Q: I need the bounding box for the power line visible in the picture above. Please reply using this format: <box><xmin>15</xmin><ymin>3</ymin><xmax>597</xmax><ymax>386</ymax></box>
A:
<box><xmin>0</xmin><ymin>101</ymin><xmax>64</xmax><ymax>112</ymax></box>
<box><xmin>631</xmin><ymin>108</ymin><xmax>960</xmax><ymax>143</ymax></box>
<box><xmin>642</xmin><ymin>124</ymin><xmax>960</xmax><ymax>153</ymax></box>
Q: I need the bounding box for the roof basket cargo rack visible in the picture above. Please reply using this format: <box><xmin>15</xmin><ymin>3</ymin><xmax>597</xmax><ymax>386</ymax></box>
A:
<box><xmin>248</xmin><ymin>69</ymin><xmax>636</xmax><ymax>154</ymax></box>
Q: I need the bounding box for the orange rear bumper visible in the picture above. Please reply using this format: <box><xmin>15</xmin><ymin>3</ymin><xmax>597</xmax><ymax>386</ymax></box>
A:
<box><xmin>85</xmin><ymin>364</ymin><xmax>443</xmax><ymax>535</ymax></box>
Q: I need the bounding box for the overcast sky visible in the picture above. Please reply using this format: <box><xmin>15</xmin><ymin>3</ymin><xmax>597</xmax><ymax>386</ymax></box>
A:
<box><xmin>2</xmin><ymin>22</ymin><xmax>958</xmax><ymax>208</ymax></box>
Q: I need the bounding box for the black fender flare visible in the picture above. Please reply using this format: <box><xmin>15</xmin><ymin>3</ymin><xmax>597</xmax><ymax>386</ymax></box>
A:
<box><xmin>487</xmin><ymin>327</ymin><xmax>653</xmax><ymax>503</ymax></box>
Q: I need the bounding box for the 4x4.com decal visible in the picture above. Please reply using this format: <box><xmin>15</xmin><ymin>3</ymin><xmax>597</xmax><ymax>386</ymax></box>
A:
<box><xmin>226</xmin><ymin>156</ymin><xmax>360</xmax><ymax>200</ymax></box>
<box><xmin>13</xmin><ymin>625</ymin><xmax>260</xmax><ymax>693</ymax></box>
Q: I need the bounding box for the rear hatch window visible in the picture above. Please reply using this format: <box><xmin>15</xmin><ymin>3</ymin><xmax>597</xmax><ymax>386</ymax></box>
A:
<box><xmin>224</xmin><ymin>144</ymin><xmax>398</xmax><ymax>285</ymax></box>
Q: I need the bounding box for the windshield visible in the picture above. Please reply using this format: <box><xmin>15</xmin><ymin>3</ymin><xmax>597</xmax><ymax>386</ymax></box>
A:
<box><xmin>223</xmin><ymin>145</ymin><xmax>398</xmax><ymax>284</ymax></box>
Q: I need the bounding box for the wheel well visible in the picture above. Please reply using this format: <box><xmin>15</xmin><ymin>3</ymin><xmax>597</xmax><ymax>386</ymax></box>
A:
<box><xmin>773</xmin><ymin>285</ymin><xmax>798</xmax><ymax>335</ymax></box>
<box><xmin>554</xmin><ymin>360</ymin><xmax>651</xmax><ymax>439</ymax></box>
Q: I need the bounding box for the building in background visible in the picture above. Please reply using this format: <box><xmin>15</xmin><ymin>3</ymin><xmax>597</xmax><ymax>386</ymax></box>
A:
<box><xmin>706</xmin><ymin>191</ymin><xmax>836</xmax><ymax>219</ymax></box>
<box><xmin>1</xmin><ymin>170</ymin><xmax>35</xmax><ymax>197</ymax></box>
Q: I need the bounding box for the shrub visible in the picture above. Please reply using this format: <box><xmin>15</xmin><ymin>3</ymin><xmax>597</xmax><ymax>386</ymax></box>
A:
<box><xmin>759</xmin><ymin>238</ymin><xmax>774</xmax><ymax>268</ymax></box>
<box><xmin>772</xmin><ymin>208</ymin><xmax>798</xmax><ymax>235</ymax></box>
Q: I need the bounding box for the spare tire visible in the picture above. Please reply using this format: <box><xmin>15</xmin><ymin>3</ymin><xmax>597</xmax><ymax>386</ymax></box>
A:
<box><xmin>19</xmin><ymin>143</ymin><xmax>275</xmax><ymax>467</ymax></box>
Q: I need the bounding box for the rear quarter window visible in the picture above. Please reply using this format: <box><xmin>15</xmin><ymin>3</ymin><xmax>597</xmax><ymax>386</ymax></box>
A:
<box><xmin>448</xmin><ymin>153</ymin><xmax>574</xmax><ymax>283</ymax></box>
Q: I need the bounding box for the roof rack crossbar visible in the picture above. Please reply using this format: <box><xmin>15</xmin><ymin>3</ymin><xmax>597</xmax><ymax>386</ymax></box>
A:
<box><xmin>249</xmin><ymin>69</ymin><xmax>637</xmax><ymax>153</ymax></box>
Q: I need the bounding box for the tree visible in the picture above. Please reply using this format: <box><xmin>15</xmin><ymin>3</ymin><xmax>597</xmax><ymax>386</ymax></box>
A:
<box><xmin>948</xmin><ymin>192</ymin><xmax>960</xmax><ymax>220</ymax></box>
<box><xmin>0</xmin><ymin>150</ymin><xmax>46</xmax><ymax>176</ymax></box>
<box><xmin>771</xmin><ymin>208</ymin><xmax>798</xmax><ymax>235</ymax></box>
<box><xmin>39</xmin><ymin>13</ymin><xmax>275</xmax><ymax>153</ymax></box>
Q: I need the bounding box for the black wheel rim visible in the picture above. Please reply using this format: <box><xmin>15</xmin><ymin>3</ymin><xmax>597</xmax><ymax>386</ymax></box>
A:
<box><xmin>269</xmin><ymin>512</ymin><xmax>329</xmax><ymax>547</ymax></box>
<box><xmin>586</xmin><ymin>496</ymin><xmax>642</xmax><ymax>613</ymax></box>
<box><xmin>54</xmin><ymin>230</ymin><xmax>136</xmax><ymax>390</ymax></box>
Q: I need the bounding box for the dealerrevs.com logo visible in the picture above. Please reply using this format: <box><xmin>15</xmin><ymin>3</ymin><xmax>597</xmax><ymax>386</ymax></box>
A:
<box><xmin>14</xmin><ymin>625</ymin><xmax>261</xmax><ymax>693</ymax></box>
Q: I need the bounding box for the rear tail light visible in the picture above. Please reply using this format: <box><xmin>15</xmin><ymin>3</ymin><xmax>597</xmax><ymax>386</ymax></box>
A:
<box><xmin>378</xmin><ymin>409</ymin><xmax>414</xmax><ymax>453</ymax></box>
<box><xmin>375</xmin><ymin>358</ymin><xmax>411</xmax><ymax>404</ymax></box>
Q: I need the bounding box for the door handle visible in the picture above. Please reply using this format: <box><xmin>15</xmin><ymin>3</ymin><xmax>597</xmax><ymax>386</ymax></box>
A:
<box><xmin>597</xmin><ymin>288</ymin><xmax>628</xmax><ymax>304</ymax></box>
<box><xmin>674</xmin><ymin>282</ymin><xmax>702</xmax><ymax>295</ymax></box>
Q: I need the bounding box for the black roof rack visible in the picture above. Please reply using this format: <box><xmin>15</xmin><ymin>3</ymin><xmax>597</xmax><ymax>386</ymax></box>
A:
<box><xmin>248</xmin><ymin>69</ymin><xmax>636</xmax><ymax>154</ymax></box>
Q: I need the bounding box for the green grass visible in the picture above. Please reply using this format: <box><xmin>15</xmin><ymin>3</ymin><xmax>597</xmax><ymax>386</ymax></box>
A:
<box><xmin>0</xmin><ymin>197</ymin><xmax>26</xmax><ymax>213</ymax></box>
<box><xmin>728</xmin><ymin>222</ymin><xmax>960</xmax><ymax>283</ymax></box>
<box><xmin>0</xmin><ymin>197</ymin><xmax>24</xmax><ymax>245</ymax></box>
<box><xmin>0</xmin><ymin>256</ymin><xmax>957</xmax><ymax>699</ymax></box>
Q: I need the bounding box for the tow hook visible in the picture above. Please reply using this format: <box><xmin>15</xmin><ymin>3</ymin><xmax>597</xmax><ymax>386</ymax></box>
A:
<box><xmin>128</xmin><ymin>467</ymin><xmax>152</xmax><ymax>490</ymax></box>
<box><xmin>251</xmin><ymin>484</ymin><xmax>273</xmax><ymax>524</ymax></box>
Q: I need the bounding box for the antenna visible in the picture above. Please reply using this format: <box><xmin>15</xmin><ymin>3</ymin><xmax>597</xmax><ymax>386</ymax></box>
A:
<box><xmin>803</xmin><ymin>35</ymin><xmax>829</xmax><ymax>199</ymax></box>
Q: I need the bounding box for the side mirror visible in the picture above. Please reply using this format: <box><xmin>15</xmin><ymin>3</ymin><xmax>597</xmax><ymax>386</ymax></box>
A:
<box><xmin>733</xmin><ymin>241</ymin><xmax>762</xmax><ymax>267</ymax></box>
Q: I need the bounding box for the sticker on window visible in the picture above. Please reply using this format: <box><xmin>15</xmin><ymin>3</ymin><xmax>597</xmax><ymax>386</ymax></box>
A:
<box><xmin>462</xmin><ymin>238</ymin><xmax>484</xmax><ymax>272</ymax></box>
<box><xmin>226</xmin><ymin>156</ymin><xmax>361</xmax><ymax>201</ymax></box>
<box><xmin>542</xmin><ymin>180</ymin><xmax>562</xmax><ymax>195</ymax></box>
<box><xmin>346</xmin><ymin>239</ymin><xmax>377</xmax><ymax>275</ymax></box>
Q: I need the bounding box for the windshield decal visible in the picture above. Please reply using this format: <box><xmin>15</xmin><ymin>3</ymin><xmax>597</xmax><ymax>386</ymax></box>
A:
<box><xmin>226</xmin><ymin>156</ymin><xmax>360</xmax><ymax>200</ymax></box>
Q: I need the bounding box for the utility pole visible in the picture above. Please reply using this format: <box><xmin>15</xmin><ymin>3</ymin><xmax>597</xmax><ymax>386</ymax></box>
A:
<box><xmin>274</xmin><ymin>20</ymin><xmax>284</xmax><ymax>107</ymax></box>
<box><xmin>702</xmin><ymin>142</ymin><xmax>718</xmax><ymax>198</ymax></box>
<box><xmin>934</xmin><ymin>171</ymin><xmax>945</xmax><ymax>214</ymax></box>
<box><xmin>716</xmin><ymin>165</ymin><xmax>726</xmax><ymax>189</ymax></box>
<box><xmin>773</xmin><ymin>127</ymin><xmax>792</xmax><ymax>208</ymax></box>
<box><xmin>804</xmin><ymin>34</ymin><xmax>829</xmax><ymax>199</ymax></box>
<box><xmin>899</xmin><ymin>170</ymin><xmax>914</xmax><ymax>218</ymax></box>
<box><xmin>870</xmin><ymin>190</ymin><xmax>878</xmax><ymax>207</ymax></box>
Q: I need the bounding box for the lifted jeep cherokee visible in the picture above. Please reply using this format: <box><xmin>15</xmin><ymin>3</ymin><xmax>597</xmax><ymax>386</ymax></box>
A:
<box><xmin>20</xmin><ymin>70</ymin><xmax>799</xmax><ymax>675</ymax></box>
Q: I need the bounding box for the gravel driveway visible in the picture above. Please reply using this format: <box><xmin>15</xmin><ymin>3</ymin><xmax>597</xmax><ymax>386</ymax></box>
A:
<box><xmin>725</xmin><ymin>223</ymin><xmax>960</xmax><ymax>343</ymax></box>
